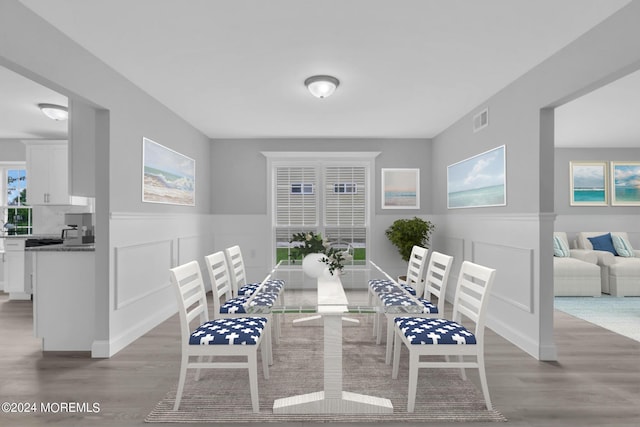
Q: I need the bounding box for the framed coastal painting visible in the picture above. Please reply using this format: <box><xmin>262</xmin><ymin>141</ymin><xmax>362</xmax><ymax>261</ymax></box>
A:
<box><xmin>447</xmin><ymin>145</ymin><xmax>506</xmax><ymax>209</ymax></box>
<box><xmin>381</xmin><ymin>168</ymin><xmax>420</xmax><ymax>209</ymax></box>
<box><xmin>610</xmin><ymin>161</ymin><xmax>640</xmax><ymax>206</ymax></box>
<box><xmin>569</xmin><ymin>161</ymin><xmax>608</xmax><ymax>206</ymax></box>
<box><xmin>142</xmin><ymin>137</ymin><xmax>195</xmax><ymax>206</ymax></box>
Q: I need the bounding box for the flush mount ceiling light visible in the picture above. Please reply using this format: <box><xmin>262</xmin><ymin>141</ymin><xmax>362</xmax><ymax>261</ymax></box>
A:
<box><xmin>38</xmin><ymin>103</ymin><xmax>69</xmax><ymax>121</ymax></box>
<box><xmin>304</xmin><ymin>75</ymin><xmax>339</xmax><ymax>98</ymax></box>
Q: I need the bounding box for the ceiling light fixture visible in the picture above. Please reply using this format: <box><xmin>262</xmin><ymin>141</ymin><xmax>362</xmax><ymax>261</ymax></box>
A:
<box><xmin>38</xmin><ymin>103</ymin><xmax>69</xmax><ymax>121</ymax></box>
<box><xmin>304</xmin><ymin>75</ymin><xmax>339</xmax><ymax>98</ymax></box>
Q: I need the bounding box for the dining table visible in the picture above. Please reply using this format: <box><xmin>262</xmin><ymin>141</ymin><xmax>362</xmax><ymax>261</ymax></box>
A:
<box><xmin>245</xmin><ymin>261</ymin><xmax>426</xmax><ymax>414</ymax></box>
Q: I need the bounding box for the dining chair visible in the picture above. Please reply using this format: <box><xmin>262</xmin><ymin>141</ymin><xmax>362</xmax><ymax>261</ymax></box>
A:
<box><xmin>225</xmin><ymin>245</ymin><xmax>285</xmax><ymax>299</ymax></box>
<box><xmin>392</xmin><ymin>260</ymin><xmax>496</xmax><ymax>412</ymax></box>
<box><xmin>369</xmin><ymin>245</ymin><xmax>429</xmax><ymax>341</ymax></box>
<box><xmin>379</xmin><ymin>251</ymin><xmax>454</xmax><ymax>364</ymax></box>
<box><xmin>204</xmin><ymin>251</ymin><xmax>277</xmax><ymax>362</ymax></box>
<box><xmin>169</xmin><ymin>260</ymin><xmax>269</xmax><ymax>413</ymax></box>
<box><xmin>225</xmin><ymin>245</ymin><xmax>284</xmax><ymax>342</ymax></box>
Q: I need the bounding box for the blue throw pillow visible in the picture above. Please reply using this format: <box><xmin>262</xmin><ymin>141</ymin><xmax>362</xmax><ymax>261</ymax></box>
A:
<box><xmin>587</xmin><ymin>233</ymin><xmax>618</xmax><ymax>255</ymax></box>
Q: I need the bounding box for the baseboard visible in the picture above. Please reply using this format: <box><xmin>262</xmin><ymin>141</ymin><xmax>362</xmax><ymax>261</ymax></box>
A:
<box><xmin>91</xmin><ymin>303</ymin><xmax>177</xmax><ymax>358</ymax></box>
<box><xmin>487</xmin><ymin>315</ymin><xmax>558</xmax><ymax>361</ymax></box>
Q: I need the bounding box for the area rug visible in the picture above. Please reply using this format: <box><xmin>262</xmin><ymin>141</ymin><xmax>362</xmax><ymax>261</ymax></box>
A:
<box><xmin>555</xmin><ymin>296</ymin><xmax>640</xmax><ymax>342</ymax></box>
<box><xmin>146</xmin><ymin>315</ymin><xmax>506</xmax><ymax>423</ymax></box>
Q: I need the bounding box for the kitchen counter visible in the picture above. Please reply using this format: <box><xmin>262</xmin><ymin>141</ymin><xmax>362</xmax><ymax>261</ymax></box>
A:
<box><xmin>26</xmin><ymin>244</ymin><xmax>95</xmax><ymax>252</ymax></box>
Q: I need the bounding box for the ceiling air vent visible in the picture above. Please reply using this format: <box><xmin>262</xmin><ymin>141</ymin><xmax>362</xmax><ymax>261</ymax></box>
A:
<box><xmin>473</xmin><ymin>108</ymin><xmax>489</xmax><ymax>132</ymax></box>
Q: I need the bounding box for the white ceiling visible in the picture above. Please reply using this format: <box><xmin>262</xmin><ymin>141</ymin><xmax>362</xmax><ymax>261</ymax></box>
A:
<box><xmin>2</xmin><ymin>0</ymin><xmax>638</xmax><ymax>146</ymax></box>
<box><xmin>0</xmin><ymin>66</ymin><xmax>68</xmax><ymax>139</ymax></box>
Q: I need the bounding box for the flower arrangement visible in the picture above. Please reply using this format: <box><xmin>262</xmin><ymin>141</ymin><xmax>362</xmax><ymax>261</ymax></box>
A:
<box><xmin>289</xmin><ymin>231</ymin><xmax>352</xmax><ymax>275</ymax></box>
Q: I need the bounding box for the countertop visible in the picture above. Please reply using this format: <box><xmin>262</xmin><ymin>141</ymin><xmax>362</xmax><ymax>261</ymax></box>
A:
<box><xmin>25</xmin><ymin>244</ymin><xmax>95</xmax><ymax>252</ymax></box>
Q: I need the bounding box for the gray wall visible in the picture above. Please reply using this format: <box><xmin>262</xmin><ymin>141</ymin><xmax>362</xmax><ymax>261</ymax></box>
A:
<box><xmin>431</xmin><ymin>2</ymin><xmax>640</xmax><ymax>360</ymax></box>
<box><xmin>0</xmin><ymin>140</ymin><xmax>26</xmax><ymax>161</ymax></box>
<box><xmin>210</xmin><ymin>138</ymin><xmax>432</xmax><ymax>215</ymax></box>
<box><xmin>1</xmin><ymin>0</ymin><xmax>213</xmax><ymax>356</ymax></box>
<box><xmin>555</xmin><ymin>147</ymin><xmax>640</xmax><ymax>247</ymax></box>
<box><xmin>555</xmin><ymin>147</ymin><xmax>640</xmax><ymax>215</ymax></box>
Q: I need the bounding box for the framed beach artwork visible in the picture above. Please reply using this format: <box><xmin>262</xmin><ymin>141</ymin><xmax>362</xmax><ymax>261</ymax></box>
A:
<box><xmin>142</xmin><ymin>137</ymin><xmax>195</xmax><ymax>206</ymax></box>
<box><xmin>447</xmin><ymin>145</ymin><xmax>506</xmax><ymax>209</ymax></box>
<box><xmin>610</xmin><ymin>161</ymin><xmax>640</xmax><ymax>206</ymax></box>
<box><xmin>569</xmin><ymin>161</ymin><xmax>608</xmax><ymax>206</ymax></box>
<box><xmin>381</xmin><ymin>168</ymin><xmax>420</xmax><ymax>209</ymax></box>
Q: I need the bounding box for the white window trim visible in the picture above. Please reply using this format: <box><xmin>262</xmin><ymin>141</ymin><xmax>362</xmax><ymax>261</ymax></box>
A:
<box><xmin>263</xmin><ymin>151</ymin><xmax>380</xmax><ymax>268</ymax></box>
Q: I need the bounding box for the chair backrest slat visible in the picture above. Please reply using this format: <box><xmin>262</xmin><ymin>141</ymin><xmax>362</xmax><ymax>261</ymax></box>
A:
<box><xmin>170</xmin><ymin>260</ymin><xmax>209</xmax><ymax>342</ymax></box>
<box><xmin>204</xmin><ymin>251</ymin><xmax>233</xmax><ymax>317</ymax></box>
<box><xmin>405</xmin><ymin>246</ymin><xmax>429</xmax><ymax>286</ymax></box>
<box><xmin>225</xmin><ymin>245</ymin><xmax>247</xmax><ymax>297</ymax></box>
<box><xmin>423</xmin><ymin>251</ymin><xmax>454</xmax><ymax>315</ymax></box>
<box><xmin>451</xmin><ymin>261</ymin><xmax>496</xmax><ymax>341</ymax></box>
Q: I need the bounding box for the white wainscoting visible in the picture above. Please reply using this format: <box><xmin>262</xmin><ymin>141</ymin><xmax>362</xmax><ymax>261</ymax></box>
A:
<box><xmin>472</xmin><ymin>241</ymin><xmax>534</xmax><ymax>313</ymax></box>
<box><xmin>114</xmin><ymin>240</ymin><xmax>173</xmax><ymax>310</ymax></box>
<box><xmin>433</xmin><ymin>213</ymin><xmax>555</xmax><ymax>360</ymax></box>
<box><xmin>103</xmin><ymin>212</ymin><xmax>215</xmax><ymax>357</ymax></box>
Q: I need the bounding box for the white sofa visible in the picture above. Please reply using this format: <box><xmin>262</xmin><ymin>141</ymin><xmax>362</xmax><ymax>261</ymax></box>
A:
<box><xmin>553</xmin><ymin>232</ymin><xmax>601</xmax><ymax>297</ymax></box>
<box><xmin>576</xmin><ymin>232</ymin><xmax>640</xmax><ymax>297</ymax></box>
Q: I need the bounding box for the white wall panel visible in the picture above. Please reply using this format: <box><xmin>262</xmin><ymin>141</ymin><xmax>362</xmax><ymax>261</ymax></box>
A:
<box><xmin>114</xmin><ymin>240</ymin><xmax>173</xmax><ymax>310</ymax></box>
<box><xmin>473</xmin><ymin>241</ymin><xmax>533</xmax><ymax>313</ymax></box>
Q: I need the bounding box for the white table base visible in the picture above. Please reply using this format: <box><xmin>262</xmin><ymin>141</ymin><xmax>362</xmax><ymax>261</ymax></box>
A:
<box><xmin>273</xmin><ymin>307</ymin><xmax>393</xmax><ymax>414</ymax></box>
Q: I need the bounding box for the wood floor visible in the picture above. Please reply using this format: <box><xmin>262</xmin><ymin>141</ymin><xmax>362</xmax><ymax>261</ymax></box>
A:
<box><xmin>1</xmin><ymin>291</ymin><xmax>639</xmax><ymax>427</ymax></box>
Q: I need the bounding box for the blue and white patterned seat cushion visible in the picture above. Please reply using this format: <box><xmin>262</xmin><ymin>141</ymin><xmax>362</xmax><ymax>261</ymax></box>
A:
<box><xmin>189</xmin><ymin>317</ymin><xmax>267</xmax><ymax>345</ymax></box>
<box><xmin>369</xmin><ymin>279</ymin><xmax>417</xmax><ymax>296</ymax></box>
<box><xmin>238</xmin><ymin>279</ymin><xmax>285</xmax><ymax>297</ymax></box>
<box><xmin>379</xmin><ymin>294</ymin><xmax>438</xmax><ymax>313</ymax></box>
<box><xmin>219</xmin><ymin>293</ymin><xmax>278</xmax><ymax>314</ymax></box>
<box><xmin>394</xmin><ymin>317</ymin><xmax>476</xmax><ymax>345</ymax></box>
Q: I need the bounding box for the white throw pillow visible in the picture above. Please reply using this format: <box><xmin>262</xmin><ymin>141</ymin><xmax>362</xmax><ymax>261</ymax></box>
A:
<box><xmin>553</xmin><ymin>235</ymin><xmax>570</xmax><ymax>257</ymax></box>
<box><xmin>612</xmin><ymin>234</ymin><xmax>635</xmax><ymax>257</ymax></box>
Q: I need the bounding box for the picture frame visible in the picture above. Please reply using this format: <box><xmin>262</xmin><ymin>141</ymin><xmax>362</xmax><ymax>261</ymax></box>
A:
<box><xmin>142</xmin><ymin>137</ymin><xmax>195</xmax><ymax>206</ymax></box>
<box><xmin>447</xmin><ymin>145</ymin><xmax>506</xmax><ymax>209</ymax></box>
<box><xmin>610</xmin><ymin>161</ymin><xmax>640</xmax><ymax>206</ymax></box>
<box><xmin>569</xmin><ymin>161</ymin><xmax>608</xmax><ymax>206</ymax></box>
<box><xmin>381</xmin><ymin>168</ymin><xmax>420</xmax><ymax>209</ymax></box>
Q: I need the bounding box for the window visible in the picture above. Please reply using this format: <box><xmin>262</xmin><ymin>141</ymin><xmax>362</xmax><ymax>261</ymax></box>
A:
<box><xmin>333</xmin><ymin>183</ymin><xmax>357</xmax><ymax>194</ymax></box>
<box><xmin>267</xmin><ymin>153</ymin><xmax>376</xmax><ymax>269</ymax></box>
<box><xmin>1</xmin><ymin>165</ymin><xmax>33</xmax><ymax>235</ymax></box>
<box><xmin>291</xmin><ymin>183</ymin><xmax>314</xmax><ymax>194</ymax></box>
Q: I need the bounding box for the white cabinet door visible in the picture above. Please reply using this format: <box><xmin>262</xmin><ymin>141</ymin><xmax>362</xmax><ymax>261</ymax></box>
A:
<box><xmin>24</xmin><ymin>140</ymin><xmax>71</xmax><ymax>205</ymax></box>
<box><xmin>0</xmin><ymin>252</ymin><xmax>6</xmax><ymax>292</ymax></box>
<box><xmin>47</xmin><ymin>145</ymin><xmax>70</xmax><ymax>204</ymax></box>
<box><xmin>5</xmin><ymin>239</ymin><xmax>27</xmax><ymax>300</ymax></box>
<box><xmin>26</xmin><ymin>144</ymin><xmax>51</xmax><ymax>204</ymax></box>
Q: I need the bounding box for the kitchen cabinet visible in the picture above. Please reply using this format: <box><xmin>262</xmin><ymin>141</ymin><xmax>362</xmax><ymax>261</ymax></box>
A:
<box><xmin>4</xmin><ymin>238</ymin><xmax>29</xmax><ymax>300</ymax></box>
<box><xmin>32</xmin><ymin>250</ymin><xmax>95</xmax><ymax>351</ymax></box>
<box><xmin>0</xmin><ymin>250</ymin><xmax>6</xmax><ymax>292</ymax></box>
<box><xmin>24</xmin><ymin>140</ymin><xmax>70</xmax><ymax>205</ymax></box>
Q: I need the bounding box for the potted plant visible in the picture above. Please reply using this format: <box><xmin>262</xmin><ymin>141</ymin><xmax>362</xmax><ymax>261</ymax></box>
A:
<box><xmin>385</xmin><ymin>217</ymin><xmax>435</xmax><ymax>293</ymax></box>
<box><xmin>289</xmin><ymin>232</ymin><xmax>351</xmax><ymax>277</ymax></box>
<box><xmin>385</xmin><ymin>217</ymin><xmax>435</xmax><ymax>261</ymax></box>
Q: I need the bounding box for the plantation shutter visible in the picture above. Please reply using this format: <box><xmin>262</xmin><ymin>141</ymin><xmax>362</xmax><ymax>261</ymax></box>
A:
<box><xmin>323</xmin><ymin>166</ymin><xmax>367</xmax><ymax>252</ymax></box>
<box><xmin>324</xmin><ymin>166</ymin><xmax>366</xmax><ymax>227</ymax></box>
<box><xmin>275</xmin><ymin>166</ymin><xmax>317</xmax><ymax>226</ymax></box>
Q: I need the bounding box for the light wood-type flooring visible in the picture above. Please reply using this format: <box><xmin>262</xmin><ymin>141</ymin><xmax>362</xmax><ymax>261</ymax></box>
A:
<box><xmin>0</xmin><ymin>291</ymin><xmax>639</xmax><ymax>427</ymax></box>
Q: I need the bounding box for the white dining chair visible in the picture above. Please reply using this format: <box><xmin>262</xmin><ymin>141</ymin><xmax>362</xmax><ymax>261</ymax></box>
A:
<box><xmin>379</xmin><ymin>251</ymin><xmax>454</xmax><ymax>364</ymax></box>
<box><xmin>369</xmin><ymin>245</ymin><xmax>429</xmax><ymax>342</ymax></box>
<box><xmin>204</xmin><ymin>251</ymin><xmax>277</xmax><ymax>362</ymax></box>
<box><xmin>169</xmin><ymin>260</ymin><xmax>269</xmax><ymax>413</ymax></box>
<box><xmin>224</xmin><ymin>245</ymin><xmax>284</xmax><ymax>342</ymax></box>
<box><xmin>392</xmin><ymin>260</ymin><xmax>496</xmax><ymax>412</ymax></box>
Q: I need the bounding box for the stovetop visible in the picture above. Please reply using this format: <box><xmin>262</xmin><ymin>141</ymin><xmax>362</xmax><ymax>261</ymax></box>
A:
<box><xmin>25</xmin><ymin>238</ymin><xmax>64</xmax><ymax>247</ymax></box>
